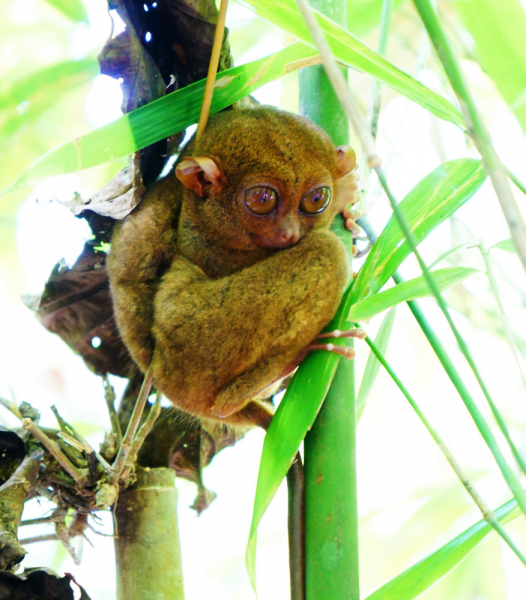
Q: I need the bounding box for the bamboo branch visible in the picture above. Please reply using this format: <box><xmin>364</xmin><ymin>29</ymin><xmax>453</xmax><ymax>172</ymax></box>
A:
<box><xmin>103</xmin><ymin>375</ymin><xmax>123</xmax><ymax>447</ymax></box>
<box><xmin>367</xmin><ymin>0</ymin><xmax>392</xmax><ymax>140</ymax></box>
<box><xmin>120</xmin><ymin>392</ymin><xmax>162</xmax><ymax>483</ymax></box>
<box><xmin>195</xmin><ymin>0</ymin><xmax>229</xmax><ymax>144</ymax></box>
<box><xmin>364</xmin><ymin>333</ymin><xmax>526</xmax><ymax>567</ymax></box>
<box><xmin>0</xmin><ymin>396</ymin><xmax>22</xmax><ymax>420</ymax></box>
<box><xmin>109</xmin><ymin>368</ymin><xmax>153</xmax><ymax>484</ymax></box>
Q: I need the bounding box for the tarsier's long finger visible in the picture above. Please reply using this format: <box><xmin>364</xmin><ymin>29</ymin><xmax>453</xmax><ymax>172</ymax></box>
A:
<box><xmin>307</xmin><ymin>343</ymin><xmax>356</xmax><ymax>359</ymax></box>
<box><xmin>316</xmin><ymin>328</ymin><xmax>366</xmax><ymax>340</ymax></box>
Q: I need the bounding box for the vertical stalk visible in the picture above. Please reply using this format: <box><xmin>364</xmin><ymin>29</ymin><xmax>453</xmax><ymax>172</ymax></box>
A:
<box><xmin>114</xmin><ymin>467</ymin><xmax>185</xmax><ymax>600</ymax></box>
<box><xmin>299</xmin><ymin>2</ymin><xmax>359</xmax><ymax>598</ymax></box>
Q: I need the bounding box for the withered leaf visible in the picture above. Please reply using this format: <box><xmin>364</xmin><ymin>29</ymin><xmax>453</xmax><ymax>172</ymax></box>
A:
<box><xmin>37</xmin><ymin>244</ymin><xmax>134</xmax><ymax>378</ymax></box>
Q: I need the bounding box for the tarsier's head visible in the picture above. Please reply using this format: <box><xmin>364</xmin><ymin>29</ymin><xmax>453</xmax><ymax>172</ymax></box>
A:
<box><xmin>175</xmin><ymin>106</ymin><xmax>356</xmax><ymax>251</ymax></box>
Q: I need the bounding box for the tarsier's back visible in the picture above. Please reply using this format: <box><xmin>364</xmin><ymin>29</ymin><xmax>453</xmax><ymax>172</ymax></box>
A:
<box><xmin>108</xmin><ymin>105</ymin><xmax>358</xmax><ymax>431</ymax></box>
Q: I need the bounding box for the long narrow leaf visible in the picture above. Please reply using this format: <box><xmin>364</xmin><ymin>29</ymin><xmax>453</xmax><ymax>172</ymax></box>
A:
<box><xmin>366</xmin><ymin>497</ymin><xmax>521</xmax><ymax>600</ymax></box>
<box><xmin>350</xmin><ymin>159</ymin><xmax>485</xmax><ymax>304</ymax></box>
<box><xmin>450</xmin><ymin>0</ymin><xmax>526</xmax><ymax>135</ymax></box>
<box><xmin>348</xmin><ymin>267</ymin><xmax>477</xmax><ymax>322</ymax></box>
<box><xmin>246</xmin><ymin>299</ymin><xmax>351</xmax><ymax>588</ymax></box>
<box><xmin>237</xmin><ymin>0</ymin><xmax>463</xmax><ymax>126</ymax></box>
<box><xmin>0</xmin><ymin>58</ymin><xmax>99</xmax><ymax>141</ymax></box>
<box><xmin>1</xmin><ymin>43</ymin><xmax>318</xmax><ymax>197</ymax></box>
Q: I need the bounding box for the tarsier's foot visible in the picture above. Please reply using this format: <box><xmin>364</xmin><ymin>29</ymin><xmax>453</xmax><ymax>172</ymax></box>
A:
<box><xmin>267</xmin><ymin>327</ymin><xmax>366</xmax><ymax>387</ymax></box>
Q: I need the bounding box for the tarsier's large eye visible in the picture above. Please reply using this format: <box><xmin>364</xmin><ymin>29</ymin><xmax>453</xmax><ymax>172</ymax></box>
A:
<box><xmin>245</xmin><ymin>186</ymin><xmax>278</xmax><ymax>215</ymax></box>
<box><xmin>300</xmin><ymin>187</ymin><xmax>331</xmax><ymax>214</ymax></box>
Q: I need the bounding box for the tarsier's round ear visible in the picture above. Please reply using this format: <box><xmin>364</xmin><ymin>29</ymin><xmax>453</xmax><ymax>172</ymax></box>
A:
<box><xmin>335</xmin><ymin>146</ymin><xmax>357</xmax><ymax>178</ymax></box>
<box><xmin>175</xmin><ymin>156</ymin><xmax>223</xmax><ymax>196</ymax></box>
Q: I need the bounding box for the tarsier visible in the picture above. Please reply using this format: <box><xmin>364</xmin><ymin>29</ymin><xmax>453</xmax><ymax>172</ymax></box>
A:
<box><xmin>107</xmin><ymin>106</ymin><xmax>361</xmax><ymax>432</ymax></box>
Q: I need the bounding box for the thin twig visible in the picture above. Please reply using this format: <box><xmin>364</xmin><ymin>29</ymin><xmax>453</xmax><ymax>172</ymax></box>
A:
<box><xmin>0</xmin><ymin>396</ymin><xmax>22</xmax><ymax>420</ymax></box>
<box><xmin>103</xmin><ymin>374</ymin><xmax>122</xmax><ymax>446</ymax></box>
<box><xmin>22</xmin><ymin>419</ymin><xmax>89</xmax><ymax>485</ymax></box>
<box><xmin>195</xmin><ymin>0</ymin><xmax>229</xmax><ymax>144</ymax></box>
<box><xmin>109</xmin><ymin>367</ymin><xmax>154</xmax><ymax>484</ymax></box>
<box><xmin>51</xmin><ymin>405</ymin><xmax>112</xmax><ymax>473</ymax></box>
<box><xmin>120</xmin><ymin>391</ymin><xmax>162</xmax><ymax>482</ymax></box>
<box><xmin>294</xmin><ymin>0</ymin><xmax>380</xmax><ymax>168</ymax></box>
<box><xmin>19</xmin><ymin>534</ymin><xmax>59</xmax><ymax>545</ymax></box>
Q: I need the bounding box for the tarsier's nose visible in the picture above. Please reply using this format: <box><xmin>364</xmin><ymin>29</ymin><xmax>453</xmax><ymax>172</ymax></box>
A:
<box><xmin>278</xmin><ymin>221</ymin><xmax>300</xmax><ymax>247</ymax></box>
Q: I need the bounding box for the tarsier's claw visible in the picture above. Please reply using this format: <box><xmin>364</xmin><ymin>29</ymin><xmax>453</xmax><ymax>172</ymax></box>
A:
<box><xmin>307</xmin><ymin>343</ymin><xmax>356</xmax><ymax>359</ymax></box>
<box><xmin>307</xmin><ymin>328</ymin><xmax>365</xmax><ymax>359</ymax></box>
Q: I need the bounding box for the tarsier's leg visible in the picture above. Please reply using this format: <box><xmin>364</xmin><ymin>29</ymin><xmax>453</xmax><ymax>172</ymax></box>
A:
<box><xmin>107</xmin><ymin>178</ymin><xmax>180</xmax><ymax>370</ymax></box>
<box><xmin>151</xmin><ymin>229</ymin><xmax>351</xmax><ymax>422</ymax></box>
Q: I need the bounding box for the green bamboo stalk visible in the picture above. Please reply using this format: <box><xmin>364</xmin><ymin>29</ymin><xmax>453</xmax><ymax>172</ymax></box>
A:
<box><xmin>412</xmin><ymin>0</ymin><xmax>526</xmax><ymax>277</ymax></box>
<box><xmin>363</xmin><ymin>333</ymin><xmax>526</xmax><ymax>567</ymax></box>
<box><xmin>298</xmin><ymin>1</ymin><xmax>359</xmax><ymax>598</ymax></box>
<box><xmin>114</xmin><ymin>467</ymin><xmax>184</xmax><ymax>600</ymax></box>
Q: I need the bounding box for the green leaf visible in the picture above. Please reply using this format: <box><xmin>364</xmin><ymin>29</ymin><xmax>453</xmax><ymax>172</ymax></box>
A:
<box><xmin>491</xmin><ymin>238</ymin><xmax>517</xmax><ymax>254</ymax></box>
<box><xmin>450</xmin><ymin>0</ymin><xmax>526</xmax><ymax>135</ymax></box>
<box><xmin>238</xmin><ymin>0</ymin><xmax>464</xmax><ymax>127</ymax></box>
<box><xmin>365</xmin><ymin>496</ymin><xmax>521</xmax><ymax>600</ymax></box>
<box><xmin>1</xmin><ymin>43</ymin><xmax>317</xmax><ymax>197</ymax></box>
<box><xmin>428</xmin><ymin>243</ymin><xmax>475</xmax><ymax>269</ymax></box>
<box><xmin>356</xmin><ymin>307</ymin><xmax>396</xmax><ymax>421</ymax></box>
<box><xmin>43</xmin><ymin>0</ymin><xmax>89</xmax><ymax>23</ymax></box>
<box><xmin>350</xmin><ymin>159</ymin><xmax>486</xmax><ymax>305</ymax></box>
<box><xmin>348</xmin><ymin>268</ymin><xmax>477</xmax><ymax>322</ymax></box>
<box><xmin>0</xmin><ymin>58</ymin><xmax>99</xmax><ymax>142</ymax></box>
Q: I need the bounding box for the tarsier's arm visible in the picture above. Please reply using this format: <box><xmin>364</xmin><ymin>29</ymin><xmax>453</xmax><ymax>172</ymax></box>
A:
<box><xmin>108</xmin><ymin>177</ymin><xmax>181</xmax><ymax>370</ymax></box>
<box><xmin>150</xmin><ymin>229</ymin><xmax>350</xmax><ymax>427</ymax></box>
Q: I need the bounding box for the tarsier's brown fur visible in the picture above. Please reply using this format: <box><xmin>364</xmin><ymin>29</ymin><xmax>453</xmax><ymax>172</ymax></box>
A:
<box><xmin>108</xmin><ymin>106</ymin><xmax>358</xmax><ymax>431</ymax></box>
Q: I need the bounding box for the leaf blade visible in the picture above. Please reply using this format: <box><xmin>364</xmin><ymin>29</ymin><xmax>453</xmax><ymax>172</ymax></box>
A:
<box><xmin>348</xmin><ymin>268</ymin><xmax>477</xmax><ymax>322</ymax></box>
<box><xmin>350</xmin><ymin>159</ymin><xmax>486</xmax><ymax>305</ymax></box>
<box><xmin>1</xmin><ymin>43</ymin><xmax>318</xmax><ymax>197</ymax></box>
<box><xmin>366</xmin><ymin>497</ymin><xmax>521</xmax><ymax>600</ymax></box>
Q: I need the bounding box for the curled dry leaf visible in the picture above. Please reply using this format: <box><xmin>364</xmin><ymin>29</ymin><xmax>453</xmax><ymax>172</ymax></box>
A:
<box><xmin>59</xmin><ymin>164</ymin><xmax>140</xmax><ymax>220</ymax></box>
<box><xmin>37</xmin><ymin>244</ymin><xmax>135</xmax><ymax>378</ymax></box>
